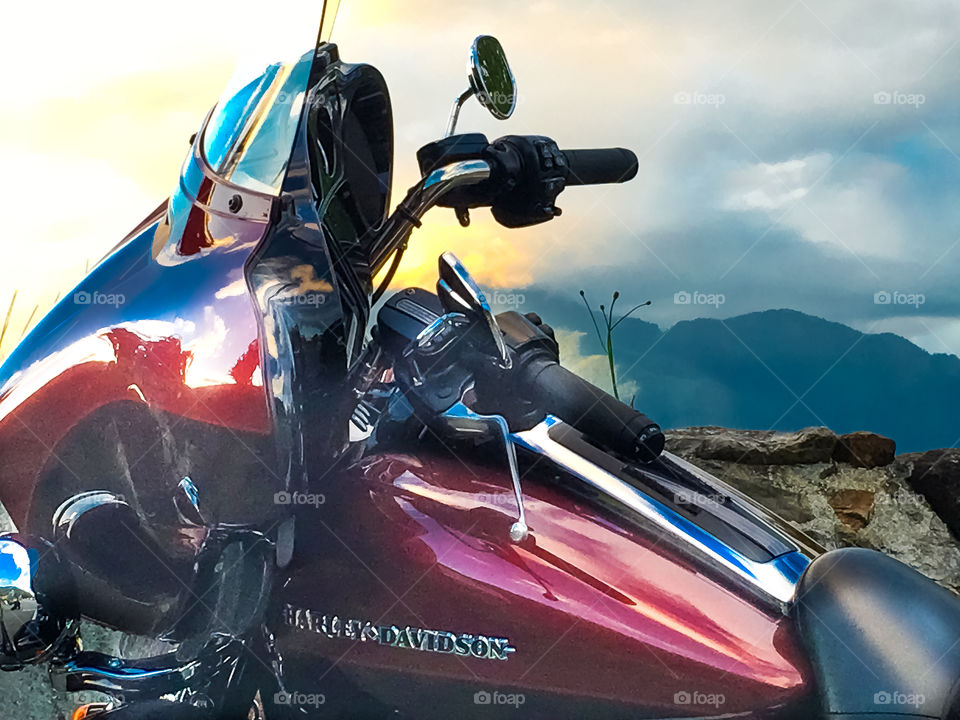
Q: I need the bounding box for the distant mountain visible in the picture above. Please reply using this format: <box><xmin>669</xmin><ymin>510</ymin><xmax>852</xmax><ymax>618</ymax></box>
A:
<box><xmin>498</xmin><ymin>289</ymin><xmax>960</xmax><ymax>453</ymax></box>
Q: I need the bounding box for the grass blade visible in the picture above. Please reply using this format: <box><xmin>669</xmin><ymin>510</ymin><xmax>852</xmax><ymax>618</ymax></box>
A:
<box><xmin>19</xmin><ymin>304</ymin><xmax>39</xmax><ymax>339</ymax></box>
<box><xmin>0</xmin><ymin>291</ymin><xmax>18</xmax><ymax>359</ymax></box>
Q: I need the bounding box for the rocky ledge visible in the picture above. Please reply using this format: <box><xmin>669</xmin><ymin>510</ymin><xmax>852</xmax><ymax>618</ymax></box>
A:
<box><xmin>667</xmin><ymin>426</ymin><xmax>960</xmax><ymax>591</ymax></box>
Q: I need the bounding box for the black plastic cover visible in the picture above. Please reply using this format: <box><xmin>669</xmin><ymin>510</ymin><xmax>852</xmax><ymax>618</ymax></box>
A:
<box><xmin>416</xmin><ymin>133</ymin><xmax>490</xmax><ymax>175</ymax></box>
<box><xmin>376</xmin><ymin>287</ymin><xmax>444</xmax><ymax>359</ymax></box>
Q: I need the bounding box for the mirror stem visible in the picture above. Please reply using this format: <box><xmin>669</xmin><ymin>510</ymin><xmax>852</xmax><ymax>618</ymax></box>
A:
<box><xmin>444</xmin><ymin>87</ymin><xmax>476</xmax><ymax>138</ymax></box>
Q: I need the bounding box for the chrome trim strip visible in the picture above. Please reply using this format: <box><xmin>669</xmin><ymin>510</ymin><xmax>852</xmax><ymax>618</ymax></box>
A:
<box><xmin>512</xmin><ymin>416</ymin><xmax>809</xmax><ymax>604</ymax></box>
<box><xmin>177</xmin><ymin>108</ymin><xmax>276</xmax><ymax>223</ymax></box>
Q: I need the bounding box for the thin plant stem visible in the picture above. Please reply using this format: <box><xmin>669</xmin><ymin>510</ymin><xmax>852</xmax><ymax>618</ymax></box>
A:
<box><xmin>579</xmin><ymin>289</ymin><xmax>650</xmax><ymax>402</ymax></box>
<box><xmin>20</xmin><ymin>304</ymin><xmax>39</xmax><ymax>339</ymax></box>
<box><xmin>579</xmin><ymin>291</ymin><xmax>607</xmax><ymax>351</ymax></box>
<box><xmin>611</xmin><ymin>301</ymin><xmax>652</xmax><ymax>330</ymax></box>
<box><xmin>607</xmin><ymin>331</ymin><xmax>619</xmax><ymax>399</ymax></box>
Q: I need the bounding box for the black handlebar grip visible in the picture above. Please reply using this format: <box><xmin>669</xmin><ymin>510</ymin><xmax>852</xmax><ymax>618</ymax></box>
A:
<box><xmin>523</xmin><ymin>358</ymin><xmax>665</xmax><ymax>461</ymax></box>
<box><xmin>562</xmin><ymin>148</ymin><xmax>639</xmax><ymax>186</ymax></box>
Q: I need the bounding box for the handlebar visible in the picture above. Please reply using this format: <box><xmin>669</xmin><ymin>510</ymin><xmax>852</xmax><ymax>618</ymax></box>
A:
<box><xmin>371</xmin><ymin>135</ymin><xmax>641</xmax><ymax>271</ymax></box>
<box><xmin>520</xmin><ymin>356</ymin><xmax>665</xmax><ymax>461</ymax></box>
<box><xmin>562</xmin><ymin>148</ymin><xmax>639</xmax><ymax>186</ymax></box>
<box><xmin>369</xmin><ymin>159</ymin><xmax>492</xmax><ymax>273</ymax></box>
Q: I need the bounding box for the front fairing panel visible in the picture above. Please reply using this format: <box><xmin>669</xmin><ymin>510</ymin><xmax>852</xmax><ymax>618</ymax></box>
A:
<box><xmin>0</xmin><ymin>184</ymin><xmax>277</xmax><ymax>532</ymax></box>
<box><xmin>0</xmin><ymin>42</ymin><xmax>394</xmax><ymax>533</ymax></box>
<box><xmin>278</xmin><ymin>446</ymin><xmax>813</xmax><ymax>718</ymax></box>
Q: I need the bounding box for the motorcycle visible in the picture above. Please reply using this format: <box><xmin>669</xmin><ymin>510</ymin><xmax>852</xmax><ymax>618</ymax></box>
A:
<box><xmin>2</xmin><ymin>4</ymin><xmax>960</xmax><ymax>719</ymax></box>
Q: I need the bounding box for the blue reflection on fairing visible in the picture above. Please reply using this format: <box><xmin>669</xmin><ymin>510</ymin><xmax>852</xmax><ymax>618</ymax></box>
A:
<box><xmin>202</xmin><ymin>51</ymin><xmax>313</xmax><ymax>195</ymax></box>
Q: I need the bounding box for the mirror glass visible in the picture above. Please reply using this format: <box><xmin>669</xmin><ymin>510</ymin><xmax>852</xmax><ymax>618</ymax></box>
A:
<box><xmin>437</xmin><ymin>278</ymin><xmax>474</xmax><ymax>316</ymax></box>
<box><xmin>437</xmin><ymin>253</ymin><xmax>511</xmax><ymax>367</ymax></box>
<box><xmin>470</xmin><ymin>36</ymin><xmax>517</xmax><ymax>120</ymax></box>
<box><xmin>438</xmin><ymin>252</ymin><xmax>486</xmax><ymax>314</ymax></box>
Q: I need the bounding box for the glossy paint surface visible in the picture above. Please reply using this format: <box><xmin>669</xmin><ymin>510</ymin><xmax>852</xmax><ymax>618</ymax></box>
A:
<box><xmin>279</xmin><ymin>446</ymin><xmax>812</xmax><ymax>718</ymax></box>
<box><xmin>0</xmin><ymin>167</ymin><xmax>275</xmax><ymax>532</ymax></box>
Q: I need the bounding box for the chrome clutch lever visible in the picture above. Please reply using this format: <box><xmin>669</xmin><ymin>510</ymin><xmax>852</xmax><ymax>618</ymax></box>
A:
<box><xmin>439</xmin><ymin>402</ymin><xmax>529</xmax><ymax>543</ymax></box>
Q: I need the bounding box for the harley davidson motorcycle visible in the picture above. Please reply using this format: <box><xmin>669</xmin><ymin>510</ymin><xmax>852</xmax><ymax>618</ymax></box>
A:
<box><xmin>3</xmin><ymin>4</ymin><xmax>960</xmax><ymax>719</ymax></box>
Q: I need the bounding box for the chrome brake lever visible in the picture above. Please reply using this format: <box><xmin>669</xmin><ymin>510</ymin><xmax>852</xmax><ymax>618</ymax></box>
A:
<box><xmin>439</xmin><ymin>402</ymin><xmax>529</xmax><ymax>543</ymax></box>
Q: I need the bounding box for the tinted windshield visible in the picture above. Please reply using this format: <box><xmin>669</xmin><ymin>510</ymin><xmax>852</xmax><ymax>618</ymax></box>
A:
<box><xmin>201</xmin><ymin>51</ymin><xmax>314</xmax><ymax>195</ymax></box>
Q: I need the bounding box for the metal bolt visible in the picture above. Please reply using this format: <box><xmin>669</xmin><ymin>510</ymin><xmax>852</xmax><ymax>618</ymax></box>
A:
<box><xmin>228</xmin><ymin>194</ymin><xmax>243</xmax><ymax>213</ymax></box>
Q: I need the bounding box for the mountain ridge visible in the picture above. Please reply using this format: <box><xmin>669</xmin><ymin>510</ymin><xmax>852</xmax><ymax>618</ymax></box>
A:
<box><xmin>492</xmin><ymin>289</ymin><xmax>959</xmax><ymax>452</ymax></box>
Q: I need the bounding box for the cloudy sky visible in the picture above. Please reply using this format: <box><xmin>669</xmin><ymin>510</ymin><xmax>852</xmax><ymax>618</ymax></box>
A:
<box><xmin>2</xmin><ymin>0</ymin><xmax>959</xmax><ymax>358</ymax></box>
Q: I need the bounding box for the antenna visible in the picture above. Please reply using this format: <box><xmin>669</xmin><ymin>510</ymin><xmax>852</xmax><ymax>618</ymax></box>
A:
<box><xmin>319</xmin><ymin>0</ymin><xmax>342</xmax><ymax>44</ymax></box>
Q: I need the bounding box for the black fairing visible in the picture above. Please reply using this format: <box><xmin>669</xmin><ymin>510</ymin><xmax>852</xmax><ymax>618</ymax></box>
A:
<box><xmin>793</xmin><ymin>547</ymin><xmax>960</xmax><ymax>719</ymax></box>
<box><xmin>245</xmin><ymin>43</ymin><xmax>393</xmax><ymax>498</ymax></box>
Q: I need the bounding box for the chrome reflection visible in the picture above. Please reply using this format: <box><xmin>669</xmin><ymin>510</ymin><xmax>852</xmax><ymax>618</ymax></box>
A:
<box><xmin>440</xmin><ymin>402</ymin><xmax>528</xmax><ymax>542</ymax></box>
<box><xmin>0</xmin><ymin>537</ymin><xmax>40</xmax><ymax>667</ymax></box>
<box><xmin>512</xmin><ymin>416</ymin><xmax>810</xmax><ymax>605</ymax></box>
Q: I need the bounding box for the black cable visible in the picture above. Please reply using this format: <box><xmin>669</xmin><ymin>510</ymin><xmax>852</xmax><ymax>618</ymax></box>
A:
<box><xmin>371</xmin><ymin>243</ymin><xmax>406</xmax><ymax>305</ymax></box>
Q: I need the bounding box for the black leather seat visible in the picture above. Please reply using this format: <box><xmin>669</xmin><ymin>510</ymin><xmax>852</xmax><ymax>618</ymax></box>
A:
<box><xmin>793</xmin><ymin>547</ymin><xmax>960</xmax><ymax>719</ymax></box>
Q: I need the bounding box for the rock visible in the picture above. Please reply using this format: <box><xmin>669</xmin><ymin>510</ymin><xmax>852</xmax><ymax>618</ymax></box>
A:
<box><xmin>828</xmin><ymin>489</ymin><xmax>875</xmax><ymax>530</ymax></box>
<box><xmin>666</xmin><ymin>426</ymin><xmax>837</xmax><ymax>465</ymax></box>
<box><xmin>903</xmin><ymin>448</ymin><xmax>960</xmax><ymax>541</ymax></box>
<box><xmin>833</xmin><ymin>431</ymin><xmax>896</xmax><ymax>468</ymax></box>
<box><xmin>669</xmin><ymin>428</ymin><xmax>960</xmax><ymax>592</ymax></box>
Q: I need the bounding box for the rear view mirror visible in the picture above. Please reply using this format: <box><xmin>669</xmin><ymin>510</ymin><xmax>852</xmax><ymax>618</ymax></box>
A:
<box><xmin>436</xmin><ymin>252</ymin><xmax>511</xmax><ymax>368</ymax></box>
<box><xmin>469</xmin><ymin>36</ymin><xmax>517</xmax><ymax>120</ymax></box>
<box><xmin>444</xmin><ymin>35</ymin><xmax>517</xmax><ymax>137</ymax></box>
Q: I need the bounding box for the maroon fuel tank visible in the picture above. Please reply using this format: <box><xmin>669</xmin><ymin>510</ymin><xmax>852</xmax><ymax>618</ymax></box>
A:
<box><xmin>277</xmin><ymin>445</ymin><xmax>815</xmax><ymax>719</ymax></box>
